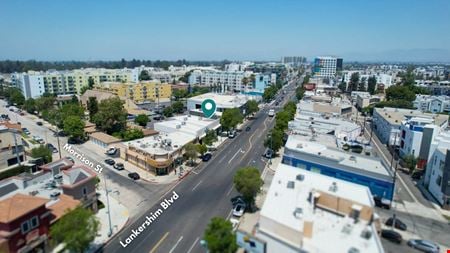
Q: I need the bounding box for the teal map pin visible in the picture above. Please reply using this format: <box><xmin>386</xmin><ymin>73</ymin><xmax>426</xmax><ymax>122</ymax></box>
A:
<box><xmin>201</xmin><ymin>99</ymin><xmax>216</xmax><ymax>118</ymax></box>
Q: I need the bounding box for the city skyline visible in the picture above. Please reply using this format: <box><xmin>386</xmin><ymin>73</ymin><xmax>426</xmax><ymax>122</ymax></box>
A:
<box><xmin>1</xmin><ymin>0</ymin><xmax>450</xmax><ymax>62</ymax></box>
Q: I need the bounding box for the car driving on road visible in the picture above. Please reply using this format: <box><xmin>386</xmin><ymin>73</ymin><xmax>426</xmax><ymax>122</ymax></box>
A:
<box><xmin>407</xmin><ymin>239</ymin><xmax>439</xmax><ymax>253</ymax></box>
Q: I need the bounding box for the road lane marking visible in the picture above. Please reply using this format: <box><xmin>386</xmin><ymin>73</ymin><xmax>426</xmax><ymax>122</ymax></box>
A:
<box><xmin>187</xmin><ymin>237</ymin><xmax>200</xmax><ymax>253</ymax></box>
<box><xmin>226</xmin><ymin>185</ymin><xmax>233</xmax><ymax>196</ymax></box>
<box><xmin>169</xmin><ymin>236</ymin><xmax>184</xmax><ymax>253</ymax></box>
<box><xmin>228</xmin><ymin>149</ymin><xmax>242</xmax><ymax>164</ymax></box>
<box><xmin>192</xmin><ymin>180</ymin><xmax>203</xmax><ymax>191</ymax></box>
<box><xmin>149</xmin><ymin>232</ymin><xmax>169</xmax><ymax>253</ymax></box>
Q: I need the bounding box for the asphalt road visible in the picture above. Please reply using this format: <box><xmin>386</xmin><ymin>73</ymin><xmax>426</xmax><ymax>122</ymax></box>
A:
<box><xmin>101</xmin><ymin>80</ymin><xmax>298</xmax><ymax>253</ymax></box>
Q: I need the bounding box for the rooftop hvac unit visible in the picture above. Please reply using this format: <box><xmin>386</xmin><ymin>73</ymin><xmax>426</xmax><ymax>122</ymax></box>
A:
<box><xmin>164</xmin><ymin>139</ymin><xmax>172</xmax><ymax>146</ymax></box>
<box><xmin>329</xmin><ymin>182</ymin><xmax>338</xmax><ymax>192</ymax></box>
<box><xmin>181</xmin><ymin>121</ymin><xmax>186</xmax><ymax>125</ymax></box>
<box><xmin>184</xmin><ymin>117</ymin><xmax>188</xmax><ymax>121</ymax></box>
<box><xmin>176</xmin><ymin>125</ymin><xmax>181</xmax><ymax>129</ymax></box>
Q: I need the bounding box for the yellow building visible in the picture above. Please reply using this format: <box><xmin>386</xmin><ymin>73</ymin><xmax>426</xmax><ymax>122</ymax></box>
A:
<box><xmin>95</xmin><ymin>81</ymin><xmax>172</xmax><ymax>104</ymax></box>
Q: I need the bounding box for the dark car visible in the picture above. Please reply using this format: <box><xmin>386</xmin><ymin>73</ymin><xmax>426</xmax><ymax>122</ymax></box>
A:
<box><xmin>128</xmin><ymin>172</ymin><xmax>140</xmax><ymax>180</ymax></box>
<box><xmin>385</xmin><ymin>217</ymin><xmax>407</xmax><ymax>231</ymax></box>
<box><xmin>104</xmin><ymin>159</ymin><xmax>116</xmax><ymax>165</ymax></box>
<box><xmin>47</xmin><ymin>143</ymin><xmax>58</xmax><ymax>153</ymax></box>
<box><xmin>407</xmin><ymin>239</ymin><xmax>440</xmax><ymax>253</ymax></box>
<box><xmin>411</xmin><ymin>170</ymin><xmax>424</xmax><ymax>180</ymax></box>
<box><xmin>381</xmin><ymin>229</ymin><xmax>402</xmax><ymax>244</ymax></box>
<box><xmin>373</xmin><ymin>196</ymin><xmax>391</xmax><ymax>209</ymax></box>
<box><xmin>36</xmin><ymin>121</ymin><xmax>43</xmax><ymax>126</ymax></box>
<box><xmin>113</xmin><ymin>163</ymin><xmax>125</xmax><ymax>170</ymax></box>
<box><xmin>245</xmin><ymin>126</ymin><xmax>251</xmax><ymax>132</ymax></box>
<box><xmin>231</xmin><ymin>196</ymin><xmax>246</xmax><ymax>206</ymax></box>
<box><xmin>202</xmin><ymin>153</ymin><xmax>212</xmax><ymax>162</ymax></box>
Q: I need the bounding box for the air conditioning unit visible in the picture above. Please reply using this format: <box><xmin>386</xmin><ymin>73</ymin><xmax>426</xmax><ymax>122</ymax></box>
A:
<box><xmin>176</xmin><ymin>125</ymin><xmax>181</xmax><ymax>129</ymax></box>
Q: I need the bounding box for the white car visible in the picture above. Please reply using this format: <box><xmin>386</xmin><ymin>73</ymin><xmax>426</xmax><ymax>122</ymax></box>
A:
<box><xmin>232</xmin><ymin>203</ymin><xmax>245</xmax><ymax>217</ymax></box>
<box><xmin>106</xmin><ymin>147</ymin><xmax>118</xmax><ymax>156</ymax></box>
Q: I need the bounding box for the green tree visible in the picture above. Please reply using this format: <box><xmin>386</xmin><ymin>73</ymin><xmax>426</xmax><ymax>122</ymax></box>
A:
<box><xmin>87</xmin><ymin>97</ymin><xmax>98</xmax><ymax>121</ymax></box>
<box><xmin>80</xmin><ymin>86</ymin><xmax>89</xmax><ymax>95</ymax></box>
<box><xmin>23</xmin><ymin>98</ymin><xmax>36</xmax><ymax>113</ymax></box>
<box><xmin>63</xmin><ymin>116</ymin><xmax>85</xmax><ymax>140</ymax></box>
<box><xmin>71</xmin><ymin>95</ymin><xmax>79</xmax><ymax>104</ymax></box>
<box><xmin>349</xmin><ymin>72</ymin><xmax>360</xmax><ymax>92</ymax></box>
<box><xmin>162</xmin><ymin>106</ymin><xmax>174</xmax><ymax>117</ymax></box>
<box><xmin>31</xmin><ymin>145</ymin><xmax>52</xmax><ymax>163</ymax></box>
<box><xmin>172</xmin><ymin>101</ymin><xmax>184</xmax><ymax>114</ymax></box>
<box><xmin>233</xmin><ymin>166</ymin><xmax>263</xmax><ymax>208</ymax></box>
<box><xmin>274</xmin><ymin>111</ymin><xmax>291</xmax><ymax>131</ymax></box>
<box><xmin>92</xmin><ymin>97</ymin><xmax>127</xmax><ymax>134</ymax></box>
<box><xmin>262</xmin><ymin>85</ymin><xmax>278</xmax><ymax>102</ymax></box>
<box><xmin>385</xmin><ymin>85</ymin><xmax>416</xmax><ymax>102</ymax></box>
<box><xmin>367</xmin><ymin>76</ymin><xmax>377</xmax><ymax>95</ymax></box>
<box><xmin>196</xmin><ymin>143</ymin><xmax>208</xmax><ymax>156</ymax></box>
<box><xmin>50</xmin><ymin>207</ymin><xmax>99</xmax><ymax>253</ymax></box>
<box><xmin>295</xmin><ymin>86</ymin><xmax>305</xmax><ymax>101</ymax></box>
<box><xmin>220</xmin><ymin>108</ymin><xmax>243</xmax><ymax>131</ymax></box>
<box><xmin>172</xmin><ymin>89</ymin><xmax>188</xmax><ymax>100</ymax></box>
<box><xmin>203</xmin><ymin>217</ymin><xmax>237</xmax><ymax>253</ymax></box>
<box><xmin>121</xmin><ymin>128</ymin><xmax>144</xmax><ymax>141</ymax></box>
<box><xmin>134</xmin><ymin>114</ymin><xmax>149</xmax><ymax>127</ymax></box>
<box><xmin>403</xmin><ymin>154</ymin><xmax>417</xmax><ymax>173</ymax></box>
<box><xmin>184</xmin><ymin>143</ymin><xmax>198</xmax><ymax>165</ymax></box>
<box><xmin>338</xmin><ymin>81</ymin><xmax>347</xmax><ymax>92</ymax></box>
<box><xmin>358</xmin><ymin>77</ymin><xmax>367</xmax><ymax>91</ymax></box>
<box><xmin>264</xmin><ymin>128</ymin><xmax>284</xmax><ymax>153</ymax></box>
<box><xmin>87</xmin><ymin>77</ymin><xmax>95</xmax><ymax>89</ymax></box>
<box><xmin>8</xmin><ymin>88</ymin><xmax>25</xmax><ymax>106</ymax></box>
<box><xmin>245</xmin><ymin>100</ymin><xmax>259</xmax><ymax>116</ymax></box>
<box><xmin>139</xmin><ymin>70</ymin><xmax>150</xmax><ymax>81</ymax></box>
<box><xmin>35</xmin><ymin>96</ymin><xmax>56</xmax><ymax>113</ymax></box>
<box><xmin>402</xmin><ymin>66</ymin><xmax>416</xmax><ymax>86</ymax></box>
<box><xmin>202</xmin><ymin>129</ymin><xmax>218</xmax><ymax>146</ymax></box>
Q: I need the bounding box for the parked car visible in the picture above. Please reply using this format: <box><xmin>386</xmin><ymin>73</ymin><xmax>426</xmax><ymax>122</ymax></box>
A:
<box><xmin>231</xmin><ymin>196</ymin><xmax>246</xmax><ymax>206</ymax></box>
<box><xmin>232</xmin><ymin>203</ymin><xmax>245</xmax><ymax>217</ymax></box>
<box><xmin>67</xmin><ymin>137</ymin><xmax>83</xmax><ymax>144</ymax></box>
<box><xmin>19</xmin><ymin>112</ymin><xmax>25</xmax><ymax>116</ymax></box>
<box><xmin>381</xmin><ymin>229</ymin><xmax>402</xmax><ymax>244</ymax></box>
<box><xmin>245</xmin><ymin>126</ymin><xmax>251</xmax><ymax>132</ymax></box>
<box><xmin>411</xmin><ymin>170</ymin><xmax>424</xmax><ymax>180</ymax></box>
<box><xmin>373</xmin><ymin>196</ymin><xmax>391</xmax><ymax>209</ymax></box>
<box><xmin>106</xmin><ymin>147</ymin><xmax>118</xmax><ymax>156</ymax></box>
<box><xmin>228</xmin><ymin>130</ymin><xmax>236</xmax><ymax>138</ymax></box>
<box><xmin>202</xmin><ymin>153</ymin><xmax>212</xmax><ymax>162</ymax></box>
<box><xmin>36</xmin><ymin>121</ymin><xmax>43</xmax><ymax>126</ymax></box>
<box><xmin>113</xmin><ymin>163</ymin><xmax>125</xmax><ymax>170</ymax></box>
<box><xmin>104</xmin><ymin>159</ymin><xmax>116</xmax><ymax>165</ymax></box>
<box><xmin>128</xmin><ymin>172</ymin><xmax>140</xmax><ymax>180</ymax></box>
<box><xmin>264</xmin><ymin>148</ymin><xmax>273</xmax><ymax>159</ymax></box>
<box><xmin>407</xmin><ymin>239</ymin><xmax>440</xmax><ymax>253</ymax></box>
<box><xmin>385</xmin><ymin>217</ymin><xmax>407</xmax><ymax>231</ymax></box>
<box><xmin>22</xmin><ymin>128</ymin><xmax>30</xmax><ymax>135</ymax></box>
<box><xmin>65</xmin><ymin>156</ymin><xmax>75</xmax><ymax>163</ymax></box>
<box><xmin>47</xmin><ymin>143</ymin><xmax>58</xmax><ymax>153</ymax></box>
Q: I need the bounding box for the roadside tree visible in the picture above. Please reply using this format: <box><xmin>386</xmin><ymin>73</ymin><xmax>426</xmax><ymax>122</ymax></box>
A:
<box><xmin>203</xmin><ymin>217</ymin><xmax>237</xmax><ymax>253</ymax></box>
<box><xmin>233</xmin><ymin>166</ymin><xmax>263</xmax><ymax>209</ymax></box>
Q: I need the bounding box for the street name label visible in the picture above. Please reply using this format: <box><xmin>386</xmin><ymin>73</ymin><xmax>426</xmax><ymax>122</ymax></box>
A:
<box><xmin>63</xmin><ymin>144</ymin><xmax>104</xmax><ymax>173</ymax></box>
<box><xmin>120</xmin><ymin>191</ymin><xmax>180</xmax><ymax>248</ymax></box>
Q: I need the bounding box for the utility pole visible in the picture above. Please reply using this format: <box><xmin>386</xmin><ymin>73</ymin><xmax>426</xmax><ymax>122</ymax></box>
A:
<box><xmin>103</xmin><ymin>175</ymin><xmax>113</xmax><ymax>237</ymax></box>
<box><xmin>12</xmin><ymin>129</ymin><xmax>22</xmax><ymax>166</ymax></box>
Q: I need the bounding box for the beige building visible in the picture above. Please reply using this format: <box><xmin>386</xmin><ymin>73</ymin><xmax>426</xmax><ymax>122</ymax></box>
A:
<box><xmin>94</xmin><ymin>81</ymin><xmax>172</xmax><ymax>104</ymax></box>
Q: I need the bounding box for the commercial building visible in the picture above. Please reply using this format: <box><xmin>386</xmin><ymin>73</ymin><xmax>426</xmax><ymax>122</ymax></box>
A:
<box><xmin>123</xmin><ymin>115</ymin><xmax>220</xmax><ymax>175</ymax></box>
<box><xmin>0</xmin><ymin>123</ymin><xmax>24</xmax><ymax>169</ymax></box>
<box><xmin>355</xmin><ymin>93</ymin><xmax>382</xmax><ymax>109</ymax></box>
<box><xmin>186</xmin><ymin>93</ymin><xmax>259</xmax><ymax>117</ymax></box>
<box><xmin>424</xmin><ymin>132</ymin><xmax>450</xmax><ymax>210</ymax></box>
<box><xmin>242</xmin><ymin>163</ymin><xmax>384</xmax><ymax>253</ymax></box>
<box><xmin>281</xmin><ymin>56</ymin><xmax>307</xmax><ymax>66</ymax></box>
<box><xmin>282</xmin><ymin>134</ymin><xmax>394</xmax><ymax>200</ymax></box>
<box><xmin>414</xmin><ymin>95</ymin><xmax>450</xmax><ymax>113</ymax></box>
<box><xmin>94</xmin><ymin>81</ymin><xmax>172</xmax><ymax>104</ymax></box>
<box><xmin>372</xmin><ymin>107</ymin><xmax>448</xmax><ymax>146</ymax></box>
<box><xmin>313</xmin><ymin>56</ymin><xmax>343</xmax><ymax>78</ymax></box>
<box><xmin>415</xmin><ymin>80</ymin><xmax>450</xmax><ymax>95</ymax></box>
<box><xmin>297</xmin><ymin>97</ymin><xmax>353</xmax><ymax>117</ymax></box>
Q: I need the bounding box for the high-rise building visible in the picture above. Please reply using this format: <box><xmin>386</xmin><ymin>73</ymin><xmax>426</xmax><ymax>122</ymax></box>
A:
<box><xmin>281</xmin><ymin>56</ymin><xmax>307</xmax><ymax>66</ymax></box>
<box><xmin>313</xmin><ymin>56</ymin><xmax>343</xmax><ymax>78</ymax></box>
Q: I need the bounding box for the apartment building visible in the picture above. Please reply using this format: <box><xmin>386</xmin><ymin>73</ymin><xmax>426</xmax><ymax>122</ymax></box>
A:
<box><xmin>424</xmin><ymin>132</ymin><xmax>450</xmax><ymax>210</ymax></box>
<box><xmin>313</xmin><ymin>56</ymin><xmax>343</xmax><ymax>78</ymax></box>
<box><xmin>94</xmin><ymin>81</ymin><xmax>172</xmax><ymax>104</ymax></box>
<box><xmin>188</xmin><ymin>69</ymin><xmax>269</xmax><ymax>93</ymax></box>
<box><xmin>372</xmin><ymin>107</ymin><xmax>448</xmax><ymax>145</ymax></box>
<box><xmin>414</xmin><ymin>95</ymin><xmax>450</xmax><ymax>113</ymax></box>
<box><xmin>356</xmin><ymin>93</ymin><xmax>382</xmax><ymax>109</ymax></box>
<box><xmin>343</xmin><ymin>71</ymin><xmax>394</xmax><ymax>89</ymax></box>
<box><xmin>238</xmin><ymin>163</ymin><xmax>384</xmax><ymax>253</ymax></box>
<box><xmin>12</xmin><ymin>68</ymin><xmax>136</xmax><ymax>99</ymax></box>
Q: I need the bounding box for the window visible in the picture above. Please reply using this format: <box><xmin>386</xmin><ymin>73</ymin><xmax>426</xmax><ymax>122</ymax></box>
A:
<box><xmin>311</xmin><ymin>167</ymin><xmax>321</xmax><ymax>173</ymax></box>
<box><xmin>30</xmin><ymin>216</ymin><xmax>39</xmax><ymax>229</ymax></box>
<box><xmin>82</xmin><ymin>187</ymin><xmax>88</xmax><ymax>196</ymax></box>
<box><xmin>21</xmin><ymin>221</ymin><xmax>30</xmax><ymax>234</ymax></box>
<box><xmin>436</xmin><ymin>176</ymin><xmax>442</xmax><ymax>186</ymax></box>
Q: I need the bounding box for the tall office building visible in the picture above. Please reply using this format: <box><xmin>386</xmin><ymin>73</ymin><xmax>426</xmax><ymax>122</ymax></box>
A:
<box><xmin>313</xmin><ymin>56</ymin><xmax>343</xmax><ymax>78</ymax></box>
<box><xmin>281</xmin><ymin>56</ymin><xmax>307</xmax><ymax>66</ymax></box>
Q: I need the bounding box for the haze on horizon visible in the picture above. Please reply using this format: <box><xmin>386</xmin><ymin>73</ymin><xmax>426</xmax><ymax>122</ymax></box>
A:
<box><xmin>1</xmin><ymin>0</ymin><xmax>449</xmax><ymax>62</ymax></box>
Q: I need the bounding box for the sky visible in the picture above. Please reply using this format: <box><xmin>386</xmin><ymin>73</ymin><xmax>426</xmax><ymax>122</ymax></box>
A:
<box><xmin>1</xmin><ymin>0</ymin><xmax>450</xmax><ymax>62</ymax></box>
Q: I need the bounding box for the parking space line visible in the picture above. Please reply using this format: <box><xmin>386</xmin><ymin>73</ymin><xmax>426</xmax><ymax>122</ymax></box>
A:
<box><xmin>187</xmin><ymin>237</ymin><xmax>200</xmax><ymax>253</ymax></box>
<box><xmin>226</xmin><ymin>185</ymin><xmax>233</xmax><ymax>196</ymax></box>
<box><xmin>169</xmin><ymin>236</ymin><xmax>183</xmax><ymax>253</ymax></box>
<box><xmin>192</xmin><ymin>180</ymin><xmax>202</xmax><ymax>191</ymax></box>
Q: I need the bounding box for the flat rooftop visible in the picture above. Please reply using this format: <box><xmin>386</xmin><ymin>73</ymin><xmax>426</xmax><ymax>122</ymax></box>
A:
<box><xmin>374</xmin><ymin>107</ymin><xmax>448</xmax><ymax>127</ymax></box>
<box><xmin>187</xmin><ymin>93</ymin><xmax>250</xmax><ymax>108</ymax></box>
<box><xmin>285</xmin><ymin>135</ymin><xmax>390</xmax><ymax>177</ymax></box>
<box><xmin>154</xmin><ymin>115</ymin><xmax>220</xmax><ymax>137</ymax></box>
<box><xmin>289</xmin><ymin>113</ymin><xmax>360</xmax><ymax>139</ymax></box>
<box><xmin>259</xmin><ymin>164</ymin><xmax>382</xmax><ymax>253</ymax></box>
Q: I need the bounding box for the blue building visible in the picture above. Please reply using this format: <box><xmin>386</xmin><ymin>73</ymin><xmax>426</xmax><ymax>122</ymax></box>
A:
<box><xmin>282</xmin><ymin>135</ymin><xmax>395</xmax><ymax>201</ymax></box>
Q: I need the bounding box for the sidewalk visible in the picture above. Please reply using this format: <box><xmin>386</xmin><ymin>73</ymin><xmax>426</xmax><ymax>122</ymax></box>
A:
<box><xmin>87</xmin><ymin>190</ymin><xmax>130</xmax><ymax>253</ymax></box>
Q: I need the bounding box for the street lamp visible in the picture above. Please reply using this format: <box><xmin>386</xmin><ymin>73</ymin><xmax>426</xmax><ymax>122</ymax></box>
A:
<box><xmin>103</xmin><ymin>174</ymin><xmax>113</xmax><ymax>237</ymax></box>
